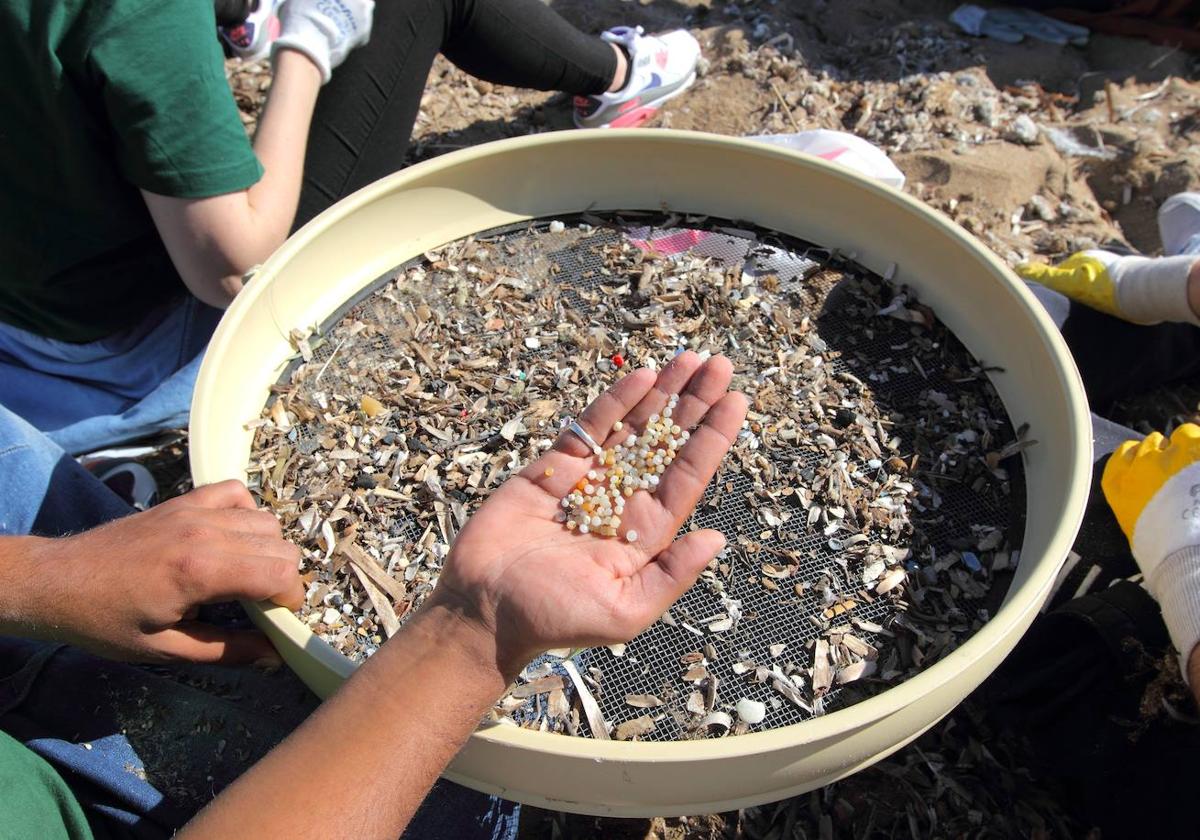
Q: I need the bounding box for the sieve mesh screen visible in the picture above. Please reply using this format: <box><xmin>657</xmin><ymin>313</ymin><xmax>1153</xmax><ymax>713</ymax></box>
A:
<box><xmin>252</xmin><ymin>212</ymin><xmax>1024</xmax><ymax>741</ymax></box>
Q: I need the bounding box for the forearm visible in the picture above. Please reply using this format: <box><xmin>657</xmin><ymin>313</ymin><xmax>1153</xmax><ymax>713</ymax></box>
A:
<box><xmin>180</xmin><ymin>597</ymin><xmax>513</xmax><ymax>839</ymax></box>
<box><xmin>240</xmin><ymin>51</ymin><xmax>322</xmax><ymax>263</ymax></box>
<box><xmin>0</xmin><ymin>536</ymin><xmax>50</xmax><ymax>636</ymax></box>
<box><xmin>145</xmin><ymin>49</ymin><xmax>322</xmax><ymax>308</ymax></box>
<box><xmin>209</xmin><ymin>49</ymin><xmax>322</xmax><ymax>300</ymax></box>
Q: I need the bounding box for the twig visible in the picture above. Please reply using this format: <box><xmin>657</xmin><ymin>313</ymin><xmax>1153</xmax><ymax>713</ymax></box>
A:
<box><xmin>314</xmin><ymin>336</ymin><xmax>348</xmax><ymax>384</ymax></box>
<box><xmin>1147</xmin><ymin>44</ymin><xmax>1180</xmax><ymax>70</ymax></box>
<box><xmin>350</xmin><ymin>562</ymin><xmax>400</xmax><ymax>638</ymax></box>
<box><xmin>343</xmin><ymin>543</ymin><xmax>408</xmax><ymax>604</ymax></box>
<box><xmin>561</xmin><ymin>658</ymin><xmax>610</xmax><ymax>740</ymax></box>
<box><xmin>1135</xmin><ymin>78</ymin><xmax>1171</xmax><ymax>101</ymax></box>
<box><xmin>768</xmin><ymin>79</ymin><xmax>803</xmax><ymax>133</ymax></box>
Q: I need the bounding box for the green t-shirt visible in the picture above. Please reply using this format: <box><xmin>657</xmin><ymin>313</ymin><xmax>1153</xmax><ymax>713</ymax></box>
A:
<box><xmin>0</xmin><ymin>0</ymin><xmax>263</xmax><ymax>342</ymax></box>
<box><xmin>0</xmin><ymin>729</ymin><xmax>93</xmax><ymax>839</ymax></box>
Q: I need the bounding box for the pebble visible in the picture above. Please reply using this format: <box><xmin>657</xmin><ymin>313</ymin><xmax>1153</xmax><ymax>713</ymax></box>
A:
<box><xmin>973</xmin><ymin>99</ymin><xmax>996</xmax><ymax>126</ymax></box>
<box><xmin>1007</xmin><ymin>114</ymin><xmax>1039</xmax><ymax>145</ymax></box>
<box><xmin>1027</xmin><ymin>194</ymin><xmax>1056</xmax><ymax>222</ymax></box>
<box><xmin>736</xmin><ymin>698</ymin><xmax>767</xmax><ymax>725</ymax></box>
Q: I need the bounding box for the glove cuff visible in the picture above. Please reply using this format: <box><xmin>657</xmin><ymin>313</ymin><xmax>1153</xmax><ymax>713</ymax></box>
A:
<box><xmin>1148</xmin><ymin>545</ymin><xmax>1200</xmax><ymax>684</ymax></box>
<box><xmin>1131</xmin><ymin>462</ymin><xmax>1200</xmax><ymax>572</ymax></box>
<box><xmin>273</xmin><ymin>29</ymin><xmax>332</xmax><ymax>84</ymax></box>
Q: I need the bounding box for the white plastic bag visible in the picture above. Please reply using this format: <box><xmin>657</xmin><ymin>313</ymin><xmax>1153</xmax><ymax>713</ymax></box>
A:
<box><xmin>747</xmin><ymin>129</ymin><xmax>907</xmax><ymax>190</ymax></box>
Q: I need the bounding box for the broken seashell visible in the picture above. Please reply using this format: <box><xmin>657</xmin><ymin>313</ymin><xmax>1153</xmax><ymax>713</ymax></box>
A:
<box><xmin>875</xmin><ymin>567</ymin><xmax>906</xmax><ymax>595</ymax></box>
<box><xmin>835</xmin><ymin>659</ymin><xmax>877</xmax><ymax>685</ymax></box>
<box><xmin>700</xmin><ymin>711</ymin><xmax>733</xmax><ymax>735</ymax></box>
<box><xmin>625</xmin><ymin>694</ymin><xmax>663</xmax><ymax>709</ymax></box>
<box><xmin>615</xmin><ymin>716</ymin><xmax>656</xmax><ymax>741</ymax></box>
<box><xmin>707</xmin><ymin>617</ymin><xmax>734</xmax><ymax>633</ymax></box>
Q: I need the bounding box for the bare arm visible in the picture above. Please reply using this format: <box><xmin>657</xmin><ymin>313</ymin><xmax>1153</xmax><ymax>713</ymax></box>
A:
<box><xmin>142</xmin><ymin>50</ymin><xmax>322</xmax><ymax>308</ymax></box>
<box><xmin>182</xmin><ymin>354</ymin><xmax>747</xmax><ymax>838</ymax></box>
<box><xmin>181</xmin><ymin>597</ymin><xmax>511</xmax><ymax>837</ymax></box>
<box><xmin>0</xmin><ymin>536</ymin><xmax>45</xmax><ymax>636</ymax></box>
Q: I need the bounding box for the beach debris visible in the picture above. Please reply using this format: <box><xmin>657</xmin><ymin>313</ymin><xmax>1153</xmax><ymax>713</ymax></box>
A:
<box><xmin>736</xmin><ymin>698</ymin><xmax>767</xmax><ymax>725</ymax></box>
<box><xmin>248</xmin><ymin>212</ymin><xmax>1019</xmax><ymax>742</ymax></box>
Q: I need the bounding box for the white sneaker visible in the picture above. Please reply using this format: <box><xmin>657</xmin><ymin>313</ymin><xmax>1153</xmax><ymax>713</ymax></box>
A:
<box><xmin>220</xmin><ymin>0</ymin><xmax>284</xmax><ymax>62</ymax></box>
<box><xmin>1159</xmin><ymin>191</ymin><xmax>1200</xmax><ymax>257</ymax></box>
<box><xmin>573</xmin><ymin>27</ymin><xmax>700</xmax><ymax>129</ymax></box>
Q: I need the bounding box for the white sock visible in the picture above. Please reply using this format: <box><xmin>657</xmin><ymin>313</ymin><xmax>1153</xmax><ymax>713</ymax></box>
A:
<box><xmin>1088</xmin><ymin>251</ymin><xmax>1200</xmax><ymax>326</ymax></box>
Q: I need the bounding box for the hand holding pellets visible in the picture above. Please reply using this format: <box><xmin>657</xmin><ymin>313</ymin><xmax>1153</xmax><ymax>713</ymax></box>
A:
<box><xmin>431</xmin><ymin>352</ymin><xmax>748</xmax><ymax>673</ymax></box>
<box><xmin>558</xmin><ymin>393</ymin><xmax>689</xmax><ymax>541</ymax></box>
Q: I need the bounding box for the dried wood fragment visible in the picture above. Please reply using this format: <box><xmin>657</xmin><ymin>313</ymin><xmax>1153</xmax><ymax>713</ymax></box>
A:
<box><xmin>615</xmin><ymin>716</ymin><xmax>657</xmax><ymax>741</ymax></box>
<box><xmin>562</xmin><ymin>658</ymin><xmax>609</xmax><ymax>740</ymax></box>
<box><xmin>510</xmin><ymin>676</ymin><xmax>565</xmax><ymax>699</ymax></box>
<box><xmin>342</xmin><ymin>544</ymin><xmax>408</xmax><ymax>605</ymax></box>
<box><xmin>349</xmin><ymin>562</ymin><xmax>400</xmax><ymax>638</ymax></box>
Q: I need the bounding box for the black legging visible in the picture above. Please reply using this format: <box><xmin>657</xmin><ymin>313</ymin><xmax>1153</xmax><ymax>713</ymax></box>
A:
<box><xmin>293</xmin><ymin>0</ymin><xmax>617</xmax><ymax>228</ymax></box>
<box><xmin>214</xmin><ymin>0</ymin><xmax>252</xmax><ymax>26</ymax></box>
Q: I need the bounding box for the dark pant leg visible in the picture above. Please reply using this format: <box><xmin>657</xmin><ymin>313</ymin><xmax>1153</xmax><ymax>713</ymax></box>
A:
<box><xmin>1062</xmin><ymin>303</ymin><xmax>1200</xmax><ymax>413</ymax></box>
<box><xmin>0</xmin><ymin>400</ymin><xmax>131</xmax><ymax>537</ymax></box>
<box><xmin>295</xmin><ymin>0</ymin><xmax>616</xmax><ymax>227</ymax></box>
<box><xmin>213</xmin><ymin>0</ymin><xmax>251</xmax><ymax>27</ymax></box>
<box><xmin>987</xmin><ymin>286</ymin><xmax>1200</xmax><ymax>835</ymax></box>
<box><xmin>438</xmin><ymin>0</ymin><xmax>617</xmax><ymax>94</ymax></box>
<box><xmin>981</xmin><ymin>580</ymin><xmax>1196</xmax><ymax>838</ymax></box>
<box><xmin>0</xmin><ymin>639</ymin><xmax>319</xmax><ymax>839</ymax></box>
<box><xmin>30</xmin><ymin>457</ymin><xmax>133</xmax><ymax>536</ymax></box>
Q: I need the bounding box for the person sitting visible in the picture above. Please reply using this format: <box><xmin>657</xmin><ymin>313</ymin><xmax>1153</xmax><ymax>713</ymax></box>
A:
<box><xmin>0</xmin><ymin>0</ymin><xmax>701</xmax><ymax>456</ymax></box>
<box><xmin>983</xmin><ymin>191</ymin><xmax>1200</xmax><ymax>837</ymax></box>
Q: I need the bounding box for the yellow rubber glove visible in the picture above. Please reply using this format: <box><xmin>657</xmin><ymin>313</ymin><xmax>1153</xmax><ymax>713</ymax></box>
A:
<box><xmin>1102</xmin><ymin>424</ymin><xmax>1200</xmax><ymax>679</ymax></box>
<box><xmin>1018</xmin><ymin>250</ymin><xmax>1199</xmax><ymax>326</ymax></box>
<box><xmin>1018</xmin><ymin>251</ymin><xmax>1121</xmax><ymax>317</ymax></box>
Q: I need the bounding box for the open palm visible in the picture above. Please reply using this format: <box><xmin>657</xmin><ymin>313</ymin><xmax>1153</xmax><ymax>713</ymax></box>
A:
<box><xmin>434</xmin><ymin>352</ymin><xmax>747</xmax><ymax>668</ymax></box>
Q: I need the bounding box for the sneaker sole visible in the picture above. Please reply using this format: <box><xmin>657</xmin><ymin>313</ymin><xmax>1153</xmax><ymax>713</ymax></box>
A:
<box><xmin>574</xmin><ymin>70</ymin><xmax>697</xmax><ymax>130</ymax></box>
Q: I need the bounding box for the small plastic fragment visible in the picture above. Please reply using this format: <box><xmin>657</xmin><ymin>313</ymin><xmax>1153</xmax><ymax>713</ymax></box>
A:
<box><xmin>360</xmin><ymin>395</ymin><xmax>385</xmax><ymax>418</ymax></box>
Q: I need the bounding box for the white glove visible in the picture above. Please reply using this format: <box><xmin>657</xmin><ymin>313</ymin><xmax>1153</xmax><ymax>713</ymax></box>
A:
<box><xmin>272</xmin><ymin>0</ymin><xmax>375</xmax><ymax>84</ymax></box>
<box><xmin>1103</xmin><ymin>424</ymin><xmax>1200</xmax><ymax>682</ymax></box>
